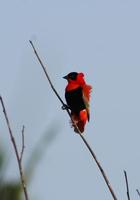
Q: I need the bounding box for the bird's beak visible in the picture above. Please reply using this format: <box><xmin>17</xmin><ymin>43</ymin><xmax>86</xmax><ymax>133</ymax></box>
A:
<box><xmin>63</xmin><ymin>75</ymin><xmax>68</xmax><ymax>80</ymax></box>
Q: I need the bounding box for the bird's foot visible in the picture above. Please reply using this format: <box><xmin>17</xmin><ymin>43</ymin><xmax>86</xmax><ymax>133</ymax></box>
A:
<box><xmin>61</xmin><ymin>104</ymin><xmax>70</xmax><ymax>110</ymax></box>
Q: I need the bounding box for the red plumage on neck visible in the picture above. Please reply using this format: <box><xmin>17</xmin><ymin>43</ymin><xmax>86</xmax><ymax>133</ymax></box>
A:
<box><xmin>66</xmin><ymin>73</ymin><xmax>86</xmax><ymax>91</ymax></box>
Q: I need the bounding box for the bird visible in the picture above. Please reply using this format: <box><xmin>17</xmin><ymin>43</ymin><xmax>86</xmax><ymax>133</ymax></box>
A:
<box><xmin>63</xmin><ymin>72</ymin><xmax>92</xmax><ymax>133</ymax></box>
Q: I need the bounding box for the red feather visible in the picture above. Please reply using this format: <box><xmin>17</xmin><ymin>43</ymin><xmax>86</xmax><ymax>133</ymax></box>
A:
<box><xmin>64</xmin><ymin>72</ymin><xmax>92</xmax><ymax>133</ymax></box>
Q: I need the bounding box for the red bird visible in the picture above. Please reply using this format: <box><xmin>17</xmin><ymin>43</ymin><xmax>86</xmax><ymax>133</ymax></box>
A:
<box><xmin>63</xmin><ymin>72</ymin><xmax>92</xmax><ymax>133</ymax></box>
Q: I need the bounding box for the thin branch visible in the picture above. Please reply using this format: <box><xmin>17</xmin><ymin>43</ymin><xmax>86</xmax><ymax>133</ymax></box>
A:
<box><xmin>124</xmin><ymin>170</ymin><xmax>131</xmax><ymax>200</ymax></box>
<box><xmin>30</xmin><ymin>40</ymin><xmax>118</xmax><ymax>200</ymax></box>
<box><xmin>0</xmin><ymin>96</ymin><xmax>29</xmax><ymax>200</ymax></box>
<box><xmin>20</xmin><ymin>125</ymin><xmax>25</xmax><ymax>163</ymax></box>
<box><xmin>136</xmin><ymin>189</ymin><xmax>140</xmax><ymax>198</ymax></box>
<box><xmin>29</xmin><ymin>40</ymin><xmax>64</xmax><ymax>106</ymax></box>
<box><xmin>29</xmin><ymin>41</ymin><xmax>80</xmax><ymax>134</ymax></box>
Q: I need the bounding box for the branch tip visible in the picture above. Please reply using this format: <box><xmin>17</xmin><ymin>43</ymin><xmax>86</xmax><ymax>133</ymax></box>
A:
<box><xmin>124</xmin><ymin>170</ymin><xmax>131</xmax><ymax>200</ymax></box>
<box><xmin>0</xmin><ymin>97</ymin><xmax>29</xmax><ymax>200</ymax></box>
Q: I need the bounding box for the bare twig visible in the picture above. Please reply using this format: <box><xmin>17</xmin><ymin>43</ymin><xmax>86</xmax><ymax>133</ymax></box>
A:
<box><xmin>30</xmin><ymin>40</ymin><xmax>118</xmax><ymax>200</ymax></box>
<box><xmin>136</xmin><ymin>189</ymin><xmax>140</xmax><ymax>198</ymax></box>
<box><xmin>20</xmin><ymin>125</ymin><xmax>25</xmax><ymax>163</ymax></box>
<box><xmin>0</xmin><ymin>96</ymin><xmax>29</xmax><ymax>200</ymax></box>
<box><xmin>124</xmin><ymin>170</ymin><xmax>131</xmax><ymax>200</ymax></box>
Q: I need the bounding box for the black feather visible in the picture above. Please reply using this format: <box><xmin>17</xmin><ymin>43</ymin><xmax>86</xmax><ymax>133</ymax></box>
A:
<box><xmin>65</xmin><ymin>87</ymin><xmax>86</xmax><ymax>115</ymax></box>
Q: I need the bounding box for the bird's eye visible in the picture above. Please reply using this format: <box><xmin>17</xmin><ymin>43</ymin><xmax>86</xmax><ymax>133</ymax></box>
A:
<box><xmin>68</xmin><ymin>72</ymin><xmax>78</xmax><ymax>80</ymax></box>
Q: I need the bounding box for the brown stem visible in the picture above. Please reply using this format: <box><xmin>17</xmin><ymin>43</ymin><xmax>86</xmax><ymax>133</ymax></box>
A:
<box><xmin>124</xmin><ymin>170</ymin><xmax>131</xmax><ymax>200</ymax></box>
<box><xmin>0</xmin><ymin>96</ymin><xmax>29</xmax><ymax>200</ymax></box>
<box><xmin>20</xmin><ymin>125</ymin><xmax>25</xmax><ymax>163</ymax></box>
<box><xmin>29</xmin><ymin>40</ymin><xmax>64</xmax><ymax>106</ymax></box>
<box><xmin>30</xmin><ymin>40</ymin><xmax>118</xmax><ymax>200</ymax></box>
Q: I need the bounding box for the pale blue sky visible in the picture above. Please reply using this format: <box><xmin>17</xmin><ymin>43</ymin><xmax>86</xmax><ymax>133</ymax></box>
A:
<box><xmin>0</xmin><ymin>0</ymin><xmax>140</xmax><ymax>200</ymax></box>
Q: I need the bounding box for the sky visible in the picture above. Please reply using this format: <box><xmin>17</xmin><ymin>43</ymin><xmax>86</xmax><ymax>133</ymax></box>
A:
<box><xmin>0</xmin><ymin>0</ymin><xmax>140</xmax><ymax>199</ymax></box>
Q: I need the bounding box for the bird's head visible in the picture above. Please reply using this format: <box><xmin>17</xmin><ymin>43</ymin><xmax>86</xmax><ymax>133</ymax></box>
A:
<box><xmin>63</xmin><ymin>72</ymin><xmax>78</xmax><ymax>81</ymax></box>
<box><xmin>63</xmin><ymin>72</ymin><xmax>85</xmax><ymax>83</ymax></box>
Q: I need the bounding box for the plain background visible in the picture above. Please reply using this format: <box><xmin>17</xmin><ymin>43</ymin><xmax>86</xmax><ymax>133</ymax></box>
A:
<box><xmin>0</xmin><ymin>0</ymin><xmax>140</xmax><ymax>199</ymax></box>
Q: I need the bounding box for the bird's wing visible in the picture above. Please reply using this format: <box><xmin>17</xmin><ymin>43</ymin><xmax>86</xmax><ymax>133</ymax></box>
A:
<box><xmin>82</xmin><ymin>84</ymin><xmax>92</xmax><ymax>121</ymax></box>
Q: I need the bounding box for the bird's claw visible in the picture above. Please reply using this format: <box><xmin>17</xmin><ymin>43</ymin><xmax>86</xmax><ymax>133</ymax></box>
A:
<box><xmin>61</xmin><ymin>104</ymin><xmax>70</xmax><ymax>110</ymax></box>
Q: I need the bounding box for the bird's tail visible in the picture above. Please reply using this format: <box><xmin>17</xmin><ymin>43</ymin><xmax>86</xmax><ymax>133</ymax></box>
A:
<box><xmin>71</xmin><ymin>110</ymin><xmax>88</xmax><ymax>133</ymax></box>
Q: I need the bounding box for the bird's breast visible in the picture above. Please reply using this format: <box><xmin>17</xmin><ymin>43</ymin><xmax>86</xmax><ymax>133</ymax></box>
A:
<box><xmin>65</xmin><ymin>87</ymin><xmax>86</xmax><ymax>114</ymax></box>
